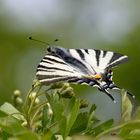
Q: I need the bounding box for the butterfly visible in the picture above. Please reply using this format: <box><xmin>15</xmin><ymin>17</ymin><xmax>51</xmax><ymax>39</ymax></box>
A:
<box><xmin>36</xmin><ymin>45</ymin><xmax>135</xmax><ymax>103</ymax></box>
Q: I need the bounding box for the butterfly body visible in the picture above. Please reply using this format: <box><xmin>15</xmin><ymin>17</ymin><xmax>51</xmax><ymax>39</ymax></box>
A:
<box><xmin>36</xmin><ymin>45</ymin><xmax>134</xmax><ymax>102</ymax></box>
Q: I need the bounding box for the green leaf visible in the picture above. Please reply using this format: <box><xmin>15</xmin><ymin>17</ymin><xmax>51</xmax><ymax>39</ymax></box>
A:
<box><xmin>0</xmin><ymin>102</ymin><xmax>25</xmax><ymax>121</ymax></box>
<box><xmin>0</xmin><ymin>130</ymin><xmax>10</xmax><ymax>140</ymax></box>
<box><xmin>42</xmin><ymin>105</ymin><xmax>52</xmax><ymax>131</ymax></box>
<box><xmin>49</xmin><ymin>93</ymin><xmax>65</xmax><ymax>122</ymax></box>
<box><xmin>128</xmin><ymin>129</ymin><xmax>140</xmax><ymax>139</ymax></box>
<box><xmin>8</xmin><ymin>132</ymin><xmax>40</xmax><ymax>140</ymax></box>
<box><xmin>96</xmin><ymin>135</ymin><xmax>123</xmax><ymax>140</ymax></box>
<box><xmin>87</xmin><ymin>104</ymin><xmax>98</xmax><ymax>131</ymax></box>
<box><xmin>71</xmin><ymin>135</ymin><xmax>94</xmax><ymax>140</ymax></box>
<box><xmin>123</xmin><ymin>121</ymin><xmax>140</xmax><ymax>129</ymax></box>
<box><xmin>59</xmin><ymin>116</ymin><xmax>67</xmax><ymax>139</ymax></box>
<box><xmin>0</xmin><ymin>116</ymin><xmax>26</xmax><ymax>135</ymax></box>
<box><xmin>119</xmin><ymin>129</ymin><xmax>140</xmax><ymax>140</ymax></box>
<box><xmin>89</xmin><ymin>104</ymin><xmax>96</xmax><ymax>114</ymax></box>
<box><xmin>15</xmin><ymin>132</ymin><xmax>39</xmax><ymax>140</ymax></box>
<box><xmin>0</xmin><ymin>110</ymin><xmax>8</xmax><ymax>118</ymax></box>
<box><xmin>119</xmin><ymin>128</ymin><xmax>131</xmax><ymax>138</ymax></box>
<box><xmin>0</xmin><ymin>116</ymin><xmax>38</xmax><ymax>140</ymax></box>
<box><xmin>65</xmin><ymin>98</ymin><xmax>80</xmax><ymax>137</ymax></box>
<box><xmin>8</xmin><ymin>138</ymin><xmax>19</xmax><ymax>140</ymax></box>
<box><xmin>41</xmin><ymin>131</ymin><xmax>54</xmax><ymax>140</ymax></box>
<box><xmin>45</xmin><ymin>93</ymin><xmax>67</xmax><ymax>135</ymax></box>
<box><xmin>133</xmin><ymin>106</ymin><xmax>140</xmax><ymax>119</ymax></box>
<box><xmin>46</xmin><ymin>93</ymin><xmax>81</xmax><ymax>139</ymax></box>
<box><xmin>121</xmin><ymin>90</ymin><xmax>133</xmax><ymax>122</ymax></box>
<box><xmin>7</xmin><ymin>133</ymin><xmax>39</xmax><ymax>140</ymax></box>
<box><xmin>70</xmin><ymin>112</ymin><xmax>89</xmax><ymax>135</ymax></box>
<box><xmin>119</xmin><ymin>120</ymin><xmax>140</xmax><ymax>139</ymax></box>
<box><xmin>90</xmin><ymin>119</ymin><xmax>113</xmax><ymax>136</ymax></box>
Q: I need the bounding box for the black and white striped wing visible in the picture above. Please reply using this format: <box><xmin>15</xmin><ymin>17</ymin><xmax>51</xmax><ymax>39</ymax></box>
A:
<box><xmin>35</xmin><ymin>46</ymin><xmax>133</xmax><ymax>102</ymax></box>
<box><xmin>36</xmin><ymin>54</ymin><xmax>86</xmax><ymax>84</ymax></box>
<box><xmin>72</xmin><ymin>49</ymin><xmax>128</xmax><ymax>73</ymax></box>
<box><xmin>48</xmin><ymin>47</ymin><xmax>128</xmax><ymax>74</ymax></box>
<box><xmin>36</xmin><ymin>46</ymin><xmax>128</xmax><ymax>85</ymax></box>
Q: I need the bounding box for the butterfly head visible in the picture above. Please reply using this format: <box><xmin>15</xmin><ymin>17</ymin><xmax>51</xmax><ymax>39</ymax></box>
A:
<box><xmin>47</xmin><ymin>46</ymin><xmax>67</xmax><ymax>56</ymax></box>
<box><xmin>89</xmin><ymin>69</ymin><xmax>114</xmax><ymax>90</ymax></box>
<box><xmin>82</xmin><ymin>69</ymin><xmax>114</xmax><ymax>90</ymax></box>
<box><xmin>88</xmin><ymin>69</ymin><xmax>112</xmax><ymax>80</ymax></box>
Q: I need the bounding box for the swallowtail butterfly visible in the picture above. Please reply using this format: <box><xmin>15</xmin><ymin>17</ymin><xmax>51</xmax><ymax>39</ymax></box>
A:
<box><xmin>36</xmin><ymin>45</ymin><xmax>135</xmax><ymax>103</ymax></box>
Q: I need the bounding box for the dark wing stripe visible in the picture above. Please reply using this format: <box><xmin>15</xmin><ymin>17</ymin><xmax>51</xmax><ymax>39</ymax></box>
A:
<box><xmin>107</xmin><ymin>56</ymin><xmax>128</xmax><ymax>69</ymax></box>
<box><xmin>76</xmin><ymin>49</ymin><xmax>85</xmax><ymax>60</ymax></box>
<box><xmin>41</xmin><ymin>59</ymin><xmax>53</xmax><ymax>64</ymax></box>
<box><xmin>103</xmin><ymin>50</ymin><xmax>107</xmax><ymax>57</ymax></box>
<box><xmin>37</xmin><ymin>64</ymin><xmax>74</xmax><ymax>73</ymax></box>
<box><xmin>37</xmin><ymin>65</ymin><xmax>48</xmax><ymax>69</ymax></box>
<box><xmin>64</xmin><ymin>56</ymin><xmax>89</xmax><ymax>74</ymax></box>
<box><xmin>109</xmin><ymin>53</ymin><xmax>123</xmax><ymax>64</ymax></box>
<box><xmin>85</xmin><ymin>49</ymin><xmax>89</xmax><ymax>54</ymax></box>
<box><xmin>61</xmin><ymin>50</ymin><xmax>87</xmax><ymax>69</ymax></box>
<box><xmin>68</xmin><ymin>78</ymin><xmax>79</xmax><ymax>83</ymax></box>
<box><xmin>36</xmin><ymin>68</ymin><xmax>54</xmax><ymax>72</ymax></box>
<box><xmin>39</xmin><ymin>76</ymin><xmax>78</xmax><ymax>84</ymax></box>
<box><xmin>44</xmin><ymin>56</ymin><xmax>66</xmax><ymax>65</ymax></box>
<box><xmin>47</xmin><ymin>47</ymin><xmax>90</xmax><ymax>74</ymax></box>
<box><xmin>95</xmin><ymin>50</ymin><xmax>101</xmax><ymax>66</ymax></box>
<box><xmin>37</xmin><ymin>74</ymin><xmax>64</xmax><ymax>79</ymax></box>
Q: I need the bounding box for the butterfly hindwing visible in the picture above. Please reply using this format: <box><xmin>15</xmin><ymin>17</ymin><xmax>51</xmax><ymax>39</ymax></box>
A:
<box><xmin>36</xmin><ymin>54</ymin><xmax>86</xmax><ymax>84</ymax></box>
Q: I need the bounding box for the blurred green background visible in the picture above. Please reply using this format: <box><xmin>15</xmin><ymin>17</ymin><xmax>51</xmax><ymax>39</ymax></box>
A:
<box><xmin>0</xmin><ymin>0</ymin><xmax>140</xmax><ymax>122</ymax></box>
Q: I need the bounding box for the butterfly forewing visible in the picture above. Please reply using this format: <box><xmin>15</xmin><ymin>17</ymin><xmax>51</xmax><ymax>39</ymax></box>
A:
<box><xmin>73</xmin><ymin>49</ymin><xmax>128</xmax><ymax>72</ymax></box>
<box><xmin>106</xmin><ymin>52</ymin><xmax>128</xmax><ymax>69</ymax></box>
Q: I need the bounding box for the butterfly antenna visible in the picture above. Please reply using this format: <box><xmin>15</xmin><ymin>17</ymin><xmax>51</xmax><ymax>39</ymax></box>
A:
<box><xmin>111</xmin><ymin>84</ymin><xmax>135</xmax><ymax>99</ymax></box>
<box><xmin>29</xmin><ymin>36</ymin><xmax>50</xmax><ymax>46</ymax></box>
<box><xmin>54</xmin><ymin>38</ymin><xmax>59</xmax><ymax>42</ymax></box>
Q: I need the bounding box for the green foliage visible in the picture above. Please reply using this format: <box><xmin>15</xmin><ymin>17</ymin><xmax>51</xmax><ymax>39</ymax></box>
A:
<box><xmin>0</xmin><ymin>81</ymin><xmax>139</xmax><ymax>140</ymax></box>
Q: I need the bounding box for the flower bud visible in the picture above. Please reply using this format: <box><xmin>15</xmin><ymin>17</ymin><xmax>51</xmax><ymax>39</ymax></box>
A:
<box><xmin>47</xmin><ymin>103</ymin><xmax>53</xmax><ymax>116</ymax></box>
<box><xmin>13</xmin><ymin>90</ymin><xmax>21</xmax><ymax>97</ymax></box>
<box><xmin>29</xmin><ymin>92</ymin><xmax>37</xmax><ymax>100</ymax></box>
<box><xmin>35</xmin><ymin>98</ymin><xmax>40</xmax><ymax>104</ymax></box>
<box><xmin>21</xmin><ymin>121</ymin><xmax>28</xmax><ymax>127</ymax></box>
<box><xmin>50</xmin><ymin>82</ymin><xmax>64</xmax><ymax>89</ymax></box>
<box><xmin>62</xmin><ymin>83</ymin><xmax>71</xmax><ymax>90</ymax></box>
<box><xmin>80</xmin><ymin>100</ymin><xmax>88</xmax><ymax>108</ymax></box>
<box><xmin>16</xmin><ymin>97</ymin><xmax>23</xmax><ymax>105</ymax></box>
<box><xmin>61</xmin><ymin>87</ymin><xmax>75</xmax><ymax>98</ymax></box>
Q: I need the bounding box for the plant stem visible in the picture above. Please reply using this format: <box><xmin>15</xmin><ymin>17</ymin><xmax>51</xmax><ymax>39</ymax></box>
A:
<box><xmin>30</xmin><ymin>101</ymin><xmax>48</xmax><ymax>125</ymax></box>
<box><xmin>27</xmin><ymin>85</ymin><xmax>42</xmax><ymax>115</ymax></box>
<box><xmin>32</xmin><ymin>101</ymin><xmax>48</xmax><ymax>111</ymax></box>
<box><xmin>22</xmin><ymin>81</ymin><xmax>40</xmax><ymax>111</ymax></box>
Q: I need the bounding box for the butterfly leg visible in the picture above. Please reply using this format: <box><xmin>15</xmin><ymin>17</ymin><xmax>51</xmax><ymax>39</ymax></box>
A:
<box><xmin>77</xmin><ymin>79</ymin><xmax>96</xmax><ymax>86</ymax></box>
<box><xmin>110</xmin><ymin>84</ymin><xmax>135</xmax><ymax>99</ymax></box>
<box><xmin>77</xmin><ymin>79</ymin><xmax>85</xmax><ymax>84</ymax></box>
<box><xmin>68</xmin><ymin>79</ymin><xmax>88</xmax><ymax>85</ymax></box>
<box><xmin>98</xmin><ymin>87</ymin><xmax>116</xmax><ymax>103</ymax></box>
<box><xmin>88</xmin><ymin>81</ymin><xmax>96</xmax><ymax>86</ymax></box>
<box><xmin>104</xmin><ymin>89</ymin><xmax>116</xmax><ymax>103</ymax></box>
